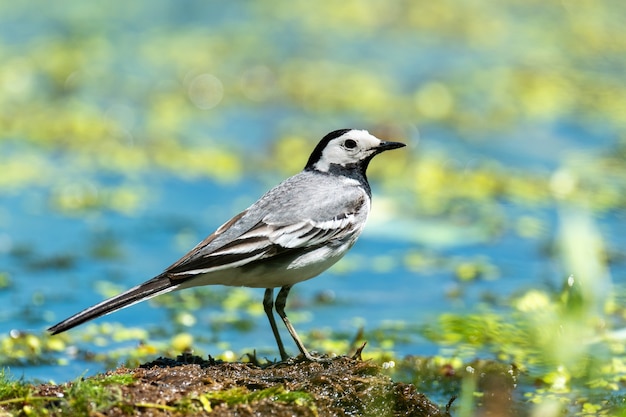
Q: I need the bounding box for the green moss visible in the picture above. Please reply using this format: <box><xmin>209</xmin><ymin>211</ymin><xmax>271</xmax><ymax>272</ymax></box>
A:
<box><xmin>0</xmin><ymin>371</ymin><xmax>135</xmax><ymax>416</ymax></box>
<box><xmin>0</xmin><ymin>370</ymin><xmax>33</xmax><ymax>402</ymax></box>
<box><xmin>61</xmin><ymin>375</ymin><xmax>129</xmax><ymax>415</ymax></box>
<box><xmin>191</xmin><ymin>385</ymin><xmax>315</xmax><ymax>412</ymax></box>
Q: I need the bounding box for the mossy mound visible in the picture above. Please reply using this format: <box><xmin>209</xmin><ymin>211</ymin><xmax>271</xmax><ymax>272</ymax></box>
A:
<box><xmin>18</xmin><ymin>353</ymin><xmax>446</xmax><ymax>416</ymax></box>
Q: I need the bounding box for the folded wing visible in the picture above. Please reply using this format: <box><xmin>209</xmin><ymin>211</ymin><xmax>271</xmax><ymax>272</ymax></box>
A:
<box><xmin>166</xmin><ymin>212</ymin><xmax>359</xmax><ymax>278</ymax></box>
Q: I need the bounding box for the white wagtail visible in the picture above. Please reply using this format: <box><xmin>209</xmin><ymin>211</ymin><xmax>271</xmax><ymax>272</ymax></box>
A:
<box><xmin>48</xmin><ymin>129</ymin><xmax>406</xmax><ymax>361</ymax></box>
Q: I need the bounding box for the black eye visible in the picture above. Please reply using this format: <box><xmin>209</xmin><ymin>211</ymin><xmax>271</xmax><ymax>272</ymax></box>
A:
<box><xmin>344</xmin><ymin>139</ymin><xmax>357</xmax><ymax>149</ymax></box>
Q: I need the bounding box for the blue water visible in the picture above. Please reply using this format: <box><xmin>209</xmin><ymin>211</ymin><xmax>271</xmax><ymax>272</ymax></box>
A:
<box><xmin>3</xmin><ymin>147</ymin><xmax>623</xmax><ymax>383</ymax></box>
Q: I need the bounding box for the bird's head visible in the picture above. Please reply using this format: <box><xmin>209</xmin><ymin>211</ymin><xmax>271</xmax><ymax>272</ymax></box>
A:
<box><xmin>305</xmin><ymin>129</ymin><xmax>405</xmax><ymax>174</ymax></box>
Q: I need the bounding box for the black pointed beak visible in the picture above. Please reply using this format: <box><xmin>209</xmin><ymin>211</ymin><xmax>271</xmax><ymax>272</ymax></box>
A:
<box><xmin>376</xmin><ymin>141</ymin><xmax>406</xmax><ymax>153</ymax></box>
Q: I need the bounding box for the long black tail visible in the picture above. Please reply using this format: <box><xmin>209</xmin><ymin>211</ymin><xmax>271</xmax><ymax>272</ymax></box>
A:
<box><xmin>48</xmin><ymin>273</ymin><xmax>178</xmax><ymax>335</ymax></box>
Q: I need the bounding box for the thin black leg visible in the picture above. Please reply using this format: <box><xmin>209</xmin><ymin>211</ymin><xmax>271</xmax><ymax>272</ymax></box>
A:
<box><xmin>275</xmin><ymin>285</ymin><xmax>319</xmax><ymax>361</ymax></box>
<box><xmin>263</xmin><ymin>288</ymin><xmax>288</xmax><ymax>360</ymax></box>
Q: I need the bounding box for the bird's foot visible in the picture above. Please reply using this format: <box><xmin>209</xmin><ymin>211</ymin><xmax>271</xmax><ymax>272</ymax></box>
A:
<box><xmin>296</xmin><ymin>351</ymin><xmax>336</xmax><ymax>363</ymax></box>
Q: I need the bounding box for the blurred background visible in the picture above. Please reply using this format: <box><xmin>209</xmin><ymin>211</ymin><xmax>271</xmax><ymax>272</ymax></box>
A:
<box><xmin>1</xmin><ymin>0</ymin><xmax>626</xmax><ymax>411</ymax></box>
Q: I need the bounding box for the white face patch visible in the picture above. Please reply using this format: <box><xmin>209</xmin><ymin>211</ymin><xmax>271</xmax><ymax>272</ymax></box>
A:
<box><xmin>313</xmin><ymin>129</ymin><xmax>382</xmax><ymax>172</ymax></box>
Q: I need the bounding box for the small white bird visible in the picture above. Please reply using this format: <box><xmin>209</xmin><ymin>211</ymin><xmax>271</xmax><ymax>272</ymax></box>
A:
<box><xmin>49</xmin><ymin>129</ymin><xmax>406</xmax><ymax>361</ymax></box>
